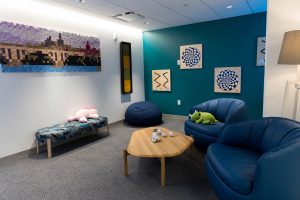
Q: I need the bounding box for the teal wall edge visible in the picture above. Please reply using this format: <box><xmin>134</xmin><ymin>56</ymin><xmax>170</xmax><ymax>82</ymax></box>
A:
<box><xmin>143</xmin><ymin>12</ymin><xmax>267</xmax><ymax>119</ymax></box>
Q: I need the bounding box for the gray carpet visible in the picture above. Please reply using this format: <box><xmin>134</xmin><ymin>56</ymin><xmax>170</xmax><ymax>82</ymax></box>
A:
<box><xmin>0</xmin><ymin>117</ymin><xmax>218</xmax><ymax>200</ymax></box>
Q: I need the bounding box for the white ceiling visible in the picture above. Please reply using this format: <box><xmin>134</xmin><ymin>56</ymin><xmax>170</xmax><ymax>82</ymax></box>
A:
<box><xmin>50</xmin><ymin>0</ymin><xmax>267</xmax><ymax>31</ymax></box>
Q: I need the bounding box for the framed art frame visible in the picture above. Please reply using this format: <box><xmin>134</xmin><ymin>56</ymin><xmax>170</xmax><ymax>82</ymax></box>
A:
<box><xmin>152</xmin><ymin>69</ymin><xmax>171</xmax><ymax>91</ymax></box>
<box><xmin>256</xmin><ymin>37</ymin><xmax>266</xmax><ymax>66</ymax></box>
<box><xmin>214</xmin><ymin>66</ymin><xmax>241</xmax><ymax>93</ymax></box>
<box><xmin>0</xmin><ymin>21</ymin><xmax>101</xmax><ymax>72</ymax></box>
<box><xmin>180</xmin><ymin>44</ymin><xmax>203</xmax><ymax>69</ymax></box>
<box><xmin>120</xmin><ymin>42</ymin><xmax>132</xmax><ymax>94</ymax></box>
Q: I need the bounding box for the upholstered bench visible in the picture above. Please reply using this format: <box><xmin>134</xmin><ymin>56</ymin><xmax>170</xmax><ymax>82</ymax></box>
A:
<box><xmin>35</xmin><ymin>117</ymin><xmax>108</xmax><ymax>158</ymax></box>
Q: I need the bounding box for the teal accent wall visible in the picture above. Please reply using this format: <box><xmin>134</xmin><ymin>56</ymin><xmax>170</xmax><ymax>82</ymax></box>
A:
<box><xmin>143</xmin><ymin>13</ymin><xmax>266</xmax><ymax>119</ymax></box>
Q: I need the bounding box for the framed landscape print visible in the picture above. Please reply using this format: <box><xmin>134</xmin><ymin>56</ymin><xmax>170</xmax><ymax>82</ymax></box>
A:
<box><xmin>214</xmin><ymin>67</ymin><xmax>241</xmax><ymax>93</ymax></box>
<box><xmin>180</xmin><ymin>44</ymin><xmax>202</xmax><ymax>69</ymax></box>
<box><xmin>152</xmin><ymin>69</ymin><xmax>171</xmax><ymax>91</ymax></box>
<box><xmin>0</xmin><ymin>21</ymin><xmax>101</xmax><ymax>72</ymax></box>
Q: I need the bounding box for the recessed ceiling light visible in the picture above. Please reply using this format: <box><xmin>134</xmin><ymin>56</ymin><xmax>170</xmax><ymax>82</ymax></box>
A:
<box><xmin>113</xmin><ymin>12</ymin><xmax>145</xmax><ymax>22</ymax></box>
<box><xmin>226</xmin><ymin>5</ymin><xmax>233</xmax><ymax>9</ymax></box>
<box><xmin>144</xmin><ymin>21</ymin><xmax>149</xmax><ymax>25</ymax></box>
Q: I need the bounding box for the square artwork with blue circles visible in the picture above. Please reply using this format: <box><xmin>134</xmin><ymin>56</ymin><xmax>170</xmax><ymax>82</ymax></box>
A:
<box><xmin>180</xmin><ymin>44</ymin><xmax>202</xmax><ymax>70</ymax></box>
<box><xmin>214</xmin><ymin>67</ymin><xmax>241</xmax><ymax>93</ymax></box>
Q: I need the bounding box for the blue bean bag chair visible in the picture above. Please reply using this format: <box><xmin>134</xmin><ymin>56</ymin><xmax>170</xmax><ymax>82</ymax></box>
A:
<box><xmin>125</xmin><ymin>101</ymin><xmax>162</xmax><ymax>126</ymax></box>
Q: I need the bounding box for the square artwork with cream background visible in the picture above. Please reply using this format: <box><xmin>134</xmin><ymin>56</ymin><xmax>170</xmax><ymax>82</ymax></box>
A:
<box><xmin>214</xmin><ymin>67</ymin><xmax>241</xmax><ymax>93</ymax></box>
<box><xmin>152</xmin><ymin>69</ymin><xmax>171</xmax><ymax>91</ymax></box>
<box><xmin>180</xmin><ymin>44</ymin><xmax>202</xmax><ymax>69</ymax></box>
<box><xmin>256</xmin><ymin>37</ymin><xmax>266</xmax><ymax>66</ymax></box>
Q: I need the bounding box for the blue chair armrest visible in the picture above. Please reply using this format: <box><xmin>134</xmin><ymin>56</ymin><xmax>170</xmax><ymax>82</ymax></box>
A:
<box><xmin>218</xmin><ymin>120</ymin><xmax>263</xmax><ymax>149</ymax></box>
<box><xmin>190</xmin><ymin>103</ymin><xmax>206</xmax><ymax>114</ymax></box>
<box><xmin>224</xmin><ymin>101</ymin><xmax>247</xmax><ymax>124</ymax></box>
<box><xmin>190</xmin><ymin>99</ymin><xmax>247</xmax><ymax>123</ymax></box>
<box><xmin>251</xmin><ymin>142</ymin><xmax>300</xmax><ymax>199</ymax></box>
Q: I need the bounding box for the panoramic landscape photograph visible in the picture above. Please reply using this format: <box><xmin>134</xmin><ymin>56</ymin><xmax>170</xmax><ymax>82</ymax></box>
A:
<box><xmin>0</xmin><ymin>21</ymin><xmax>101</xmax><ymax>72</ymax></box>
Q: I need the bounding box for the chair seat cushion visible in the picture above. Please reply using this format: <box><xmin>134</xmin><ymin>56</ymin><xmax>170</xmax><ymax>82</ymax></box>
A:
<box><xmin>185</xmin><ymin>119</ymin><xmax>224</xmax><ymax>138</ymax></box>
<box><xmin>206</xmin><ymin>144</ymin><xmax>261</xmax><ymax>195</ymax></box>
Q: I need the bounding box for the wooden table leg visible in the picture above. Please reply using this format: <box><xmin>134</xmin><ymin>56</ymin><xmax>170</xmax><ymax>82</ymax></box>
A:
<box><xmin>123</xmin><ymin>149</ymin><xmax>128</xmax><ymax>176</ymax></box>
<box><xmin>47</xmin><ymin>139</ymin><xmax>52</xmax><ymax>158</ymax></box>
<box><xmin>36</xmin><ymin>140</ymin><xmax>40</xmax><ymax>154</ymax></box>
<box><xmin>106</xmin><ymin>124</ymin><xmax>109</xmax><ymax>134</ymax></box>
<box><xmin>161</xmin><ymin>157</ymin><xmax>166</xmax><ymax>186</ymax></box>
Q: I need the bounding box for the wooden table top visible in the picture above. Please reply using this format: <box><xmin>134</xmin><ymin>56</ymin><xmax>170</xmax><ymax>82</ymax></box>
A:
<box><xmin>127</xmin><ymin>127</ymin><xmax>194</xmax><ymax>158</ymax></box>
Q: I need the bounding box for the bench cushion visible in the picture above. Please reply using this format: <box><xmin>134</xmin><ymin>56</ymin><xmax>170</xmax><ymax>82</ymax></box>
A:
<box><xmin>36</xmin><ymin>117</ymin><xmax>108</xmax><ymax>143</ymax></box>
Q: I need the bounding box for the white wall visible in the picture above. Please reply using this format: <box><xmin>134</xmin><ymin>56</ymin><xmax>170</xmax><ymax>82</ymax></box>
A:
<box><xmin>264</xmin><ymin>0</ymin><xmax>300</xmax><ymax>118</ymax></box>
<box><xmin>0</xmin><ymin>0</ymin><xmax>145</xmax><ymax>158</ymax></box>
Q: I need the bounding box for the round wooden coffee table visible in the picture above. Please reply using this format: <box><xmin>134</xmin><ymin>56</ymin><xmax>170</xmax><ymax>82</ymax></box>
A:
<box><xmin>123</xmin><ymin>127</ymin><xmax>194</xmax><ymax>186</ymax></box>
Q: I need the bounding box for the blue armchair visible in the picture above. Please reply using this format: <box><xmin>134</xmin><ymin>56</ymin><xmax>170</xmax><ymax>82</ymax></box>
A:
<box><xmin>184</xmin><ymin>98</ymin><xmax>247</xmax><ymax>149</ymax></box>
<box><xmin>205</xmin><ymin>117</ymin><xmax>300</xmax><ymax>200</ymax></box>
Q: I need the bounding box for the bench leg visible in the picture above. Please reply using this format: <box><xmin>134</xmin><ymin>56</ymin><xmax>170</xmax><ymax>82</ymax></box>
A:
<box><xmin>47</xmin><ymin>139</ymin><xmax>52</xmax><ymax>158</ymax></box>
<box><xmin>36</xmin><ymin>140</ymin><xmax>40</xmax><ymax>154</ymax></box>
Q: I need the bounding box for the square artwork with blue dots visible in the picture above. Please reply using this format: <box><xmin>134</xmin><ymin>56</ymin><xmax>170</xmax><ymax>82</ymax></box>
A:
<box><xmin>0</xmin><ymin>21</ymin><xmax>101</xmax><ymax>72</ymax></box>
<box><xmin>214</xmin><ymin>67</ymin><xmax>241</xmax><ymax>93</ymax></box>
<box><xmin>180</xmin><ymin>44</ymin><xmax>202</xmax><ymax>70</ymax></box>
